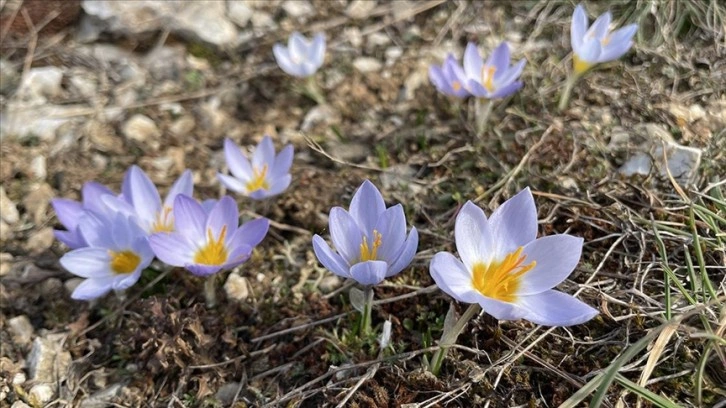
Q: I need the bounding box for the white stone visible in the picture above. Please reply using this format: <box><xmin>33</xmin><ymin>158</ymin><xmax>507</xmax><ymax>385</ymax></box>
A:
<box><xmin>301</xmin><ymin>104</ymin><xmax>340</xmax><ymax>132</ymax></box>
<box><xmin>27</xmin><ymin>335</ymin><xmax>72</xmax><ymax>383</ymax></box>
<box><xmin>0</xmin><ymin>102</ymin><xmax>85</xmax><ymax>142</ymax></box>
<box><xmin>353</xmin><ymin>57</ymin><xmax>382</xmax><ymax>73</ymax></box>
<box><xmin>12</xmin><ymin>372</ymin><xmax>26</xmax><ymax>385</ymax></box>
<box><xmin>64</xmin><ymin>278</ymin><xmax>84</xmax><ymax>295</ymax></box>
<box><xmin>175</xmin><ymin>2</ymin><xmax>239</xmax><ymax>48</ymax></box>
<box><xmin>367</xmin><ymin>32</ymin><xmax>390</xmax><ymax>47</ymax></box>
<box><xmin>0</xmin><ymin>186</ymin><xmax>19</xmax><ymax>224</ymax></box>
<box><xmin>8</xmin><ymin>315</ymin><xmax>34</xmax><ymax>346</ymax></box>
<box><xmin>224</xmin><ymin>273</ymin><xmax>249</xmax><ymax>302</ymax></box>
<box><xmin>16</xmin><ymin>67</ymin><xmax>63</xmax><ymax>104</ymax></box>
<box><xmin>228</xmin><ymin>1</ymin><xmax>253</xmax><ymax>27</ymax></box>
<box><xmin>169</xmin><ymin>115</ymin><xmax>196</xmax><ymax>137</ymax></box>
<box><xmin>11</xmin><ymin>400</ymin><xmax>31</xmax><ymax>408</ymax></box>
<box><xmin>122</xmin><ymin>114</ymin><xmax>161</xmax><ymax>144</ymax></box>
<box><xmin>343</xmin><ymin>27</ymin><xmax>363</xmax><ymax>48</ymax></box>
<box><xmin>619</xmin><ymin>141</ymin><xmax>703</xmax><ymax>185</ymax></box>
<box><xmin>282</xmin><ymin>0</ymin><xmax>314</xmax><ymax>18</ymax></box>
<box><xmin>346</xmin><ymin>0</ymin><xmax>377</xmax><ymax>19</ymax></box>
<box><xmin>69</xmin><ymin>72</ymin><xmax>98</xmax><ymax>98</ymax></box>
<box><xmin>251</xmin><ymin>11</ymin><xmax>276</xmax><ymax>29</ymax></box>
<box><xmin>28</xmin><ymin>384</ymin><xmax>55</xmax><ymax>407</ymax></box>
<box><xmin>318</xmin><ymin>275</ymin><xmax>341</xmax><ymax>294</ymax></box>
<box><xmin>385</xmin><ymin>47</ymin><xmax>403</xmax><ymax>65</ymax></box>
<box><xmin>31</xmin><ymin>156</ymin><xmax>47</xmax><ymax>180</ymax></box>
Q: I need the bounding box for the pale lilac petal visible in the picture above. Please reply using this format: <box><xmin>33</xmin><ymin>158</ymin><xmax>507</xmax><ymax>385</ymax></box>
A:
<box><xmin>386</xmin><ymin>227</ymin><xmax>418</xmax><ymax>277</ymax></box>
<box><xmin>487</xmin><ymin>42</ymin><xmax>511</xmax><ymax>81</ymax></box>
<box><xmin>225</xmin><ymin>244</ymin><xmax>252</xmax><ymax>266</ymax></box>
<box><xmin>429</xmin><ymin>252</ymin><xmax>482</xmax><ymax>304</ymax></box>
<box><xmin>110</xmin><ymin>213</ymin><xmax>134</xmax><ymax>249</ymax></box>
<box><xmin>206</xmin><ymin>196</ymin><xmax>239</xmax><ymax>240</ymax></box>
<box><xmin>310</xmin><ymin>33</ymin><xmax>326</xmax><ymax>69</ymax></box>
<box><xmin>477</xmin><ymin>296</ymin><xmax>528</xmax><ymax>321</ymax></box>
<box><xmin>577</xmin><ymin>37</ymin><xmax>602</xmax><ymax>63</ymax></box>
<box><xmin>201</xmin><ymin>199</ymin><xmax>217</xmax><ymax>214</ymax></box>
<box><xmin>149</xmin><ymin>233</ymin><xmax>195</xmax><ymax>267</ymax></box>
<box><xmin>599</xmin><ymin>24</ymin><xmax>637</xmax><ymax>62</ymax></box>
<box><xmin>587</xmin><ymin>11</ymin><xmax>612</xmax><ymax>40</ymax></box>
<box><xmin>112</xmin><ymin>270</ymin><xmax>142</xmax><ymax>291</ymax></box>
<box><xmin>516</xmin><ymin>290</ymin><xmax>598</xmax><ymax>326</ymax></box>
<box><xmin>217</xmin><ymin>173</ymin><xmax>248</xmax><ymax>193</ymax></box>
<box><xmin>455</xmin><ymin>201</ymin><xmax>494</xmax><ymax>269</ymax></box>
<box><xmin>312</xmin><ymin>235</ymin><xmax>351</xmax><ymax>278</ymax></box>
<box><xmin>466</xmin><ymin>79</ymin><xmax>491</xmax><ymax>98</ymax></box>
<box><xmin>230</xmin><ymin>218</ymin><xmax>269</xmax><ymax>249</ymax></box>
<box><xmin>224</xmin><ymin>138</ymin><xmax>253</xmax><ymax>181</ymax></box>
<box><xmin>270</xmin><ymin>144</ymin><xmax>294</xmax><ymax>180</ymax></box>
<box><xmin>463</xmin><ymin>42</ymin><xmax>483</xmax><ymax>81</ymax></box>
<box><xmin>78</xmin><ymin>212</ymin><xmax>115</xmax><ymax>248</ymax></box>
<box><xmin>54</xmin><ymin>229</ymin><xmax>86</xmax><ymax>249</ymax></box>
<box><xmin>429</xmin><ymin>64</ymin><xmax>452</xmax><ymax>95</ymax></box>
<box><xmin>288</xmin><ymin>32</ymin><xmax>308</xmax><ymax>62</ymax></box>
<box><xmin>172</xmin><ymin>195</ymin><xmax>206</xmax><ymax>241</ymax></box>
<box><xmin>248</xmin><ymin>188</ymin><xmax>270</xmax><ymax>200</ymax></box>
<box><xmin>60</xmin><ymin>248</ymin><xmax>111</xmax><ymax>278</ymax></box>
<box><xmin>349</xmin><ymin>260</ymin><xmax>388</xmax><ymax>286</ymax></box>
<box><xmin>571</xmin><ymin>4</ymin><xmax>588</xmax><ymax>52</ymax></box>
<box><xmin>186</xmin><ymin>263</ymin><xmax>223</xmax><ymax>277</ymax></box>
<box><xmin>494</xmin><ymin>58</ymin><xmax>526</xmax><ymax>89</ymax></box>
<box><xmin>443</xmin><ymin>56</ymin><xmax>471</xmax><ymax>98</ymax></box>
<box><xmin>349</xmin><ymin>180</ymin><xmax>386</xmax><ymax>234</ymax></box>
<box><xmin>252</xmin><ymin>136</ymin><xmax>275</xmax><ymax>171</ymax></box>
<box><xmin>163</xmin><ymin>170</ymin><xmax>193</xmax><ymax>208</ymax></box>
<box><xmin>373</xmin><ymin>204</ymin><xmax>406</xmax><ymax>262</ymax></box>
<box><xmin>71</xmin><ymin>277</ymin><xmax>116</xmax><ymax>300</ymax></box>
<box><xmin>123</xmin><ymin>166</ymin><xmax>161</xmax><ymax>226</ymax></box>
<box><xmin>51</xmin><ymin>199</ymin><xmax>83</xmax><ymax>230</ymax></box>
<box><xmin>488</xmin><ymin>81</ymin><xmax>523</xmax><ymax>99</ymax></box>
<box><xmin>329</xmin><ymin>207</ymin><xmax>363</xmax><ymax>264</ymax></box>
<box><xmin>273</xmin><ymin>44</ymin><xmax>304</xmax><ymax>77</ymax></box>
<box><xmin>518</xmin><ymin>235</ymin><xmax>583</xmax><ymax>295</ymax></box>
<box><xmin>264</xmin><ymin>175</ymin><xmax>292</xmax><ymax>197</ymax></box>
<box><xmin>82</xmin><ymin>181</ymin><xmax>114</xmax><ymax>214</ymax></box>
<box><xmin>488</xmin><ymin>188</ymin><xmax>538</xmax><ymax>256</ymax></box>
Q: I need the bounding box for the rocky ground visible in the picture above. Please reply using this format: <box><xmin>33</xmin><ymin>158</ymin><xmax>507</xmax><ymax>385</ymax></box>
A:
<box><xmin>1</xmin><ymin>1</ymin><xmax>725</xmax><ymax>407</ymax></box>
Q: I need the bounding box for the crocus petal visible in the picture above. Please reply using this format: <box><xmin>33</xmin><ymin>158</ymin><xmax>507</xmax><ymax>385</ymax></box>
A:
<box><xmin>444</xmin><ymin>56</ymin><xmax>471</xmax><ymax>98</ymax></box>
<box><xmin>273</xmin><ymin>44</ymin><xmax>304</xmax><ymax>77</ymax></box>
<box><xmin>110</xmin><ymin>213</ymin><xmax>134</xmax><ymax>249</ymax></box>
<box><xmin>163</xmin><ymin>170</ymin><xmax>193</xmax><ymax>209</ymax></box>
<box><xmin>173</xmin><ymin>195</ymin><xmax>207</xmax><ymax>241</ymax></box>
<box><xmin>54</xmin><ymin>229</ymin><xmax>85</xmax><ymax>249</ymax></box>
<box><xmin>72</xmin><ymin>277</ymin><xmax>116</xmax><ymax>300</ymax></box>
<box><xmin>455</xmin><ymin>201</ymin><xmax>494</xmax><ymax>269</ymax></box>
<box><xmin>488</xmin><ymin>80</ymin><xmax>523</xmax><ymax>99</ymax></box>
<box><xmin>252</xmin><ymin>136</ymin><xmax>275</xmax><ymax>171</ymax></box>
<box><xmin>51</xmin><ymin>199</ymin><xmax>83</xmax><ymax>230</ymax></box>
<box><xmin>373</xmin><ymin>204</ymin><xmax>406</xmax><ymax>262</ymax></box>
<box><xmin>477</xmin><ymin>296</ymin><xmax>528</xmax><ymax>321</ymax></box>
<box><xmin>571</xmin><ymin>4</ymin><xmax>588</xmax><ymax>52</ymax></box>
<box><xmin>463</xmin><ymin>42</ymin><xmax>483</xmax><ymax>81</ymax></box>
<box><xmin>264</xmin><ymin>175</ymin><xmax>292</xmax><ymax>197</ymax></box>
<box><xmin>82</xmin><ymin>181</ymin><xmax>114</xmax><ymax>214</ymax></box>
<box><xmin>429</xmin><ymin>64</ymin><xmax>454</xmax><ymax>96</ymax></box>
<box><xmin>224</xmin><ymin>138</ymin><xmax>253</xmax><ymax>181</ymax></box>
<box><xmin>78</xmin><ymin>212</ymin><xmax>115</xmax><ymax>248</ymax></box>
<box><xmin>312</xmin><ymin>235</ymin><xmax>351</xmax><ymax>278</ymax></box>
<box><xmin>465</xmin><ymin>79</ymin><xmax>491</xmax><ymax>98</ymax></box>
<box><xmin>310</xmin><ymin>33</ymin><xmax>326</xmax><ymax>69</ymax></box>
<box><xmin>488</xmin><ymin>42</ymin><xmax>511</xmax><ymax>81</ymax></box>
<box><xmin>224</xmin><ymin>244</ymin><xmax>253</xmax><ymax>267</ymax></box>
<box><xmin>270</xmin><ymin>144</ymin><xmax>294</xmax><ymax>180</ymax></box>
<box><xmin>230</xmin><ymin>218</ymin><xmax>269</xmax><ymax>249</ymax></box>
<box><xmin>386</xmin><ymin>227</ymin><xmax>418</xmax><ymax>277</ymax></box>
<box><xmin>517</xmin><ymin>235</ymin><xmax>583</xmax><ymax>295</ymax></box>
<box><xmin>328</xmin><ymin>207</ymin><xmax>363</xmax><ymax>264</ymax></box>
<box><xmin>349</xmin><ymin>180</ymin><xmax>386</xmax><ymax>234</ymax></box>
<box><xmin>217</xmin><ymin>173</ymin><xmax>248</xmax><ymax>193</ymax></box>
<box><xmin>429</xmin><ymin>251</ymin><xmax>483</xmax><ymax>304</ymax></box>
<box><xmin>598</xmin><ymin>24</ymin><xmax>637</xmax><ymax>62</ymax></box>
<box><xmin>149</xmin><ymin>233</ymin><xmax>195</xmax><ymax>267</ymax></box>
<box><xmin>488</xmin><ymin>187</ymin><xmax>537</xmax><ymax>256</ymax></box>
<box><xmin>516</xmin><ymin>290</ymin><xmax>599</xmax><ymax>326</ymax></box>
<box><xmin>60</xmin><ymin>248</ymin><xmax>112</xmax><ymax>278</ymax></box>
<box><xmin>587</xmin><ymin>11</ymin><xmax>612</xmax><ymax>40</ymax></box>
<box><xmin>577</xmin><ymin>37</ymin><xmax>602</xmax><ymax>63</ymax></box>
<box><xmin>186</xmin><ymin>263</ymin><xmax>223</xmax><ymax>277</ymax></box>
<box><xmin>206</xmin><ymin>196</ymin><xmax>239</xmax><ymax>240</ymax></box>
<box><xmin>349</xmin><ymin>260</ymin><xmax>388</xmax><ymax>286</ymax></box>
<box><xmin>123</xmin><ymin>166</ymin><xmax>162</xmax><ymax>227</ymax></box>
<box><xmin>288</xmin><ymin>32</ymin><xmax>308</xmax><ymax>62</ymax></box>
<box><xmin>494</xmin><ymin>58</ymin><xmax>526</xmax><ymax>89</ymax></box>
<box><xmin>112</xmin><ymin>270</ymin><xmax>142</xmax><ymax>291</ymax></box>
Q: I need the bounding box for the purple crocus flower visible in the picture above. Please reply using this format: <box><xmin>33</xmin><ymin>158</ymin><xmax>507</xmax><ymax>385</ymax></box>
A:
<box><xmin>571</xmin><ymin>3</ymin><xmax>638</xmax><ymax>75</ymax></box>
<box><xmin>429</xmin><ymin>54</ymin><xmax>471</xmax><ymax>99</ymax></box>
<box><xmin>51</xmin><ymin>181</ymin><xmax>115</xmax><ymax>249</ymax></box>
<box><xmin>462</xmin><ymin>42</ymin><xmax>526</xmax><ymax>99</ymax></box>
<box><xmin>313</xmin><ymin>180</ymin><xmax>418</xmax><ymax>286</ymax></box>
<box><xmin>60</xmin><ymin>212</ymin><xmax>154</xmax><ymax>300</ymax></box>
<box><xmin>429</xmin><ymin>188</ymin><xmax>598</xmax><ymax>326</ymax></box>
<box><xmin>149</xmin><ymin>195</ymin><xmax>269</xmax><ymax>277</ymax></box>
<box><xmin>273</xmin><ymin>32</ymin><xmax>326</xmax><ymax>78</ymax></box>
<box><xmin>217</xmin><ymin>136</ymin><xmax>293</xmax><ymax>200</ymax></box>
<box><xmin>105</xmin><ymin>165</ymin><xmax>193</xmax><ymax>234</ymax></box>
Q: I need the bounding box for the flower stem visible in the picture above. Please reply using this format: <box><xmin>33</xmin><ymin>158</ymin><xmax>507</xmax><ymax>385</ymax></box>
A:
<box><xmin>360</xmin><ymin>286</ymin><xmax>374</xmax><ymax>336</ymax></box>
<box><xmin>429</xmin><ymin>303</ymin><xmax>481</xmax><ymax>376</ymax></box>
<box><xmin>302</xmin><ymin>76</ymin><xmax>326</xmax><ymax>105</ymax></box>
<box><xmin>557</xmin><ymin>75</ymin><xmax>579</xmax><ymax>112</ymax></box>
<box><xmin>204</xmin><ymin>275</ymin><xmax>218</xmax><ymax>308</ymax></box>
<box><xmin>475</xmin><ymin>99</ymin><xmax>494</xmax><ymax>138</ymax></box>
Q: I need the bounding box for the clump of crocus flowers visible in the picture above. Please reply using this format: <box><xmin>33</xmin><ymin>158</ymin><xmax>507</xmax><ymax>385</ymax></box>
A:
<box><xmin>273</xmin><ymin>31</ymin><xmax>327</xmax><ymax>104</ymax></box>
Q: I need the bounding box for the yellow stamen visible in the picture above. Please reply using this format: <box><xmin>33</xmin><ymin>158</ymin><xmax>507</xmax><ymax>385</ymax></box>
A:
<box><xmin>246</xmin><ymin>165</ymin><xmax>270</xmax><ymax>193</ymax></box>
<box><xmin>359</xmin><ymin>230</ymin><xmax>383</xmax><ymax>262</ymax></box>
<box><xmin>151</xmin><ymin>206</ymin><xmax>174</xmax><ymax>233</ymax></box>
<box><xmin>573</xmin><ymin>54</ymin><xmax>593</xmax><ymax>75</ymax></box>
<box><xmin>452</xmin><ymin>81</ymin><xmax>462</xmax><ymax>92</ymax></box>
<box><xmin>481</xmin><ymin>65</ymin><xmax>497</xmax><ymax>92</ymax></box>
<box><xmin>109</xmin><ymin>250</ymin><xmax>141</xmax><ymax>275</ymax></box>
<box><xmin>193</xmin><ymin>226</ymin><xmax>229</xmax><ymax>266</ymax></box>
<box><xmin>471</xmin><ymin>247</ymin><xmax>536</xmax><ymax>303</ymax></box>
<box><xmin>600</xmin><ymin>35</ymin><xmax>611</xmax><ymax>46</ymax></box>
